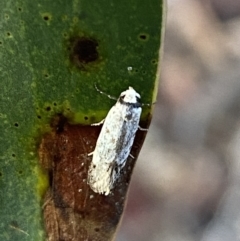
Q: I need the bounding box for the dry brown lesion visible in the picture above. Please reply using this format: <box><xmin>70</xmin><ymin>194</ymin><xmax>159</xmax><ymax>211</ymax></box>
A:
<box><xmin>38</xmin><ymin>115</ymin><xmax>148</xmax><ymax>241</ymax></box>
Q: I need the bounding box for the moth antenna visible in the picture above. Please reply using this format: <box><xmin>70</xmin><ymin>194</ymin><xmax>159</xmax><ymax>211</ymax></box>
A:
<box><xmin>94</xmin><ymin>83</ymin><xmax>117</xmax><ymax>100</ymax></box>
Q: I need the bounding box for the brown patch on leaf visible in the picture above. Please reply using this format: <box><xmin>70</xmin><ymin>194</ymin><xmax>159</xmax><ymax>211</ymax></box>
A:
<box><xmin>39</xmin><ymin>115</ymin><xmax>148</xmax><ymax>241</ymax></box>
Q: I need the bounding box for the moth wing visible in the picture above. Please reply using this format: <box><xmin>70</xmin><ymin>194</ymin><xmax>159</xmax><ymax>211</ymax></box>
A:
<box><xmin>115</xmin><ymin>106</ymin><xmax>142</xmax><ymax>165</ymax></box>
<box><xmin>88</xmin><ymin>103</ymin><xmax>142</xmax><ymax>195</ymax></box>
<box><xmin>92</xmin><ymin>104</ymin><xmax>125</xmax><ymax>163</ymax></box>
<box><xmin>88</xmin><ymin>105</ymin><xmax>124</xmax><ymax>194</ymax></box>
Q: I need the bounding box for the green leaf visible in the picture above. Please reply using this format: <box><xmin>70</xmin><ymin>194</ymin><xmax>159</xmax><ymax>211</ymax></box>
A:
<box><xmin>0</xmin><ymin>0</ymin><xmax>165</xmax><ymax>240</ymax></box>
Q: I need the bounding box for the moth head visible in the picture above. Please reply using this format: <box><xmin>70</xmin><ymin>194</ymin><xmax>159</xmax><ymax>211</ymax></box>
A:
<box><xmin>120</xmin><ymin>87</ymin><xmax>141</xmax><ymax>104</ymax></box>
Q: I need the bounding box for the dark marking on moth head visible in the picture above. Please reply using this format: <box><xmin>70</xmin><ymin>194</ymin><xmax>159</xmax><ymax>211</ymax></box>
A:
<box><xmin>119</xmin><ymin>97</ymin><xmax>141</xmax><ymax>108</ymax></box>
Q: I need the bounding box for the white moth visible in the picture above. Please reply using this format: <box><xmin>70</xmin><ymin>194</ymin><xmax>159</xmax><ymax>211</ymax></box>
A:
<box><xmin>88</xmin><ymin>86</ymin><xmax>145</xmax><ymax>195</ymax></box>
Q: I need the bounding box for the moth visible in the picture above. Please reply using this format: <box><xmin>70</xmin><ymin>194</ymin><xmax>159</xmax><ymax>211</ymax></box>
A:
<box><xmin>88</xmin><ymin>85</ymin><xmax>147</xmax><ymax>195</ymax></box>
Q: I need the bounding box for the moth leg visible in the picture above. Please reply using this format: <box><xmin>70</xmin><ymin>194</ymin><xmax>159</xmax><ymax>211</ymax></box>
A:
<box><xmin>42</xmin><ymin>190</ymin><xmax>52</xmax><ymax>210</ymax></box>
<box><xmin>129</xmin><ymin>154</ymin><xmax>135</xmax><ymax>159</ymax></box>
<box><xmin>91</xmin><ymin>118</ymin><xmax>105</xmax><ymax>126</ymax></box>
<box><xmin>138</xmin><ymin>126</ymin><xmax>148</xmax><ymax>131</ymax></box>
<box><xmin>88</xmin><ymin>151</ymin><xmax>94</xmax><ymax>156</ymax></box>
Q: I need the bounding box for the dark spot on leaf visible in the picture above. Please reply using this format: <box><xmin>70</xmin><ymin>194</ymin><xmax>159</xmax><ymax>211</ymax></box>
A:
<box><xmin>18</xmin><ymin>7</ymin><xmax>22</xmax><ymax>12</ymax></box>
<box><xmin>0</xmin><ymin>41</ymin><xmax>2</xmax><ymax>45</ymax></box>
<box><xmin>18</xmin><ymin>170</ymin><xmax>23</xmax><ymax>175</ymax></box>
<box><xmin>138</xmin><ymin>33</ymin><xmax>149</xmax><ymax>41</ymax></box>
<box><xmin>43</xmin><ymin>16</ymin><xmax>49</xmax><ymax>21</ymax></box>
<box><xmin>44</xmin><ymin>74</ymin><xmax>49</xmax><ymax>78</ymax></box>
<box><xmin>55</xmin><ymin>115</ymin><xmax>67</xmax><ymax>133</ymax></box>
<box><xmin>84</xmin><ymin>116</ymin><xmax>88</xmax><ymax>120</ymax></box>
<box><xmin>37</xmin><ymin>115</ymin><xmax>42</xmax><ymax>119</ymax></box>
<box><xmin>53</xmin><ymin>102</ymin><xmax>57</xmax><ymax>106</ymax></box>
<box><xmin>151</xmin><ymin>59</ymin><xmax>157</xmax><ymax>64</ymax></box>
<box><xmin>94</xmin><ymin>228</ymin><xmax>100</xmax><ymax>232</ymax></box>
<box><xmin>46</xmin><ymin>106</ymin><xmax>51</xmax><ymax>111</ymax></box>
<box><xmin>14</xmin><ymin>123</ymin><xmax>19</xmax><ymax>127</ymax></box>
<box><xmin>0</xmin><ymin>172</ymin><xmax>2</xmax><ymax>177</ymax></box>
<box><xmin>49</xmin><ymin>170</ymin><xmax>53</xmax><ymax>187</ymax></box>
<box><xmin>7</xmin><ymin>32</ymin><xmax>11</xmax><ymax>37</ymax></box>
<box><xmin>12</xmin><ymin>154</ymin><xmax>16</xmax><ymax>157</ymax></box>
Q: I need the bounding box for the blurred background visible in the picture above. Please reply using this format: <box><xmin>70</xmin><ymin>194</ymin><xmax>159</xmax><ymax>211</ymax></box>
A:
<box><xmin>116</xmin><ymin>0</ymin><xmax>240</xmax><ymax>240</ymax></box>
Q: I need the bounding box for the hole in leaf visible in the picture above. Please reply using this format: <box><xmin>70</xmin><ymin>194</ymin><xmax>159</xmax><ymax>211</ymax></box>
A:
<box><xmin>71</xmin><ymin>37</ymin><xmax>99</xmax><ymax>64</ymax></box>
